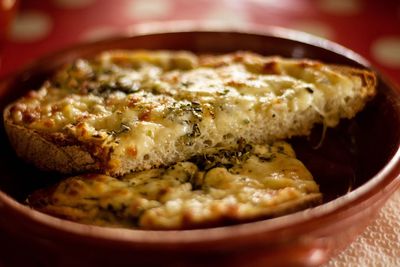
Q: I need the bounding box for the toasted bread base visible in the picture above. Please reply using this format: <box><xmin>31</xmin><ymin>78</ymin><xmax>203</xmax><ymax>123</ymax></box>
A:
<box><xmin>3</xmin><ymin>52</ymin><xmax>377</xmax><ymax>176</ymax></box>
<box><xmin>4</xmin><ymin>122</ymin><xmax>98</xmax><ymax>173</ymax></box>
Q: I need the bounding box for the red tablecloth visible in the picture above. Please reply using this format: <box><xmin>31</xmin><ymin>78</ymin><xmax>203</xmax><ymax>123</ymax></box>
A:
<box><xmin>1</xmin><ymin>0</ymin><xmax>400</xmax><ymax>84</ymax></box>
<box><xmin>1</xmin><ymin>0</ymin><xmax>400</xmax><ymax>266</ymax></box>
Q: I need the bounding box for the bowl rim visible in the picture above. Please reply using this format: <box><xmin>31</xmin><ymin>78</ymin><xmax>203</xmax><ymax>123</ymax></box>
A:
<box><xmin>1</xmin><ymin>21</ymin><xmax>400</xmax><ymax>246</ymax></box>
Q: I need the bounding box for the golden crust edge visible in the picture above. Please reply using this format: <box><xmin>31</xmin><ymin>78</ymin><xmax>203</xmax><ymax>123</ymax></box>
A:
<box><xmin>331</xmin><ymin>65</ymin><xmax>377</xmax><ymax>97</ymax></box>
<box><xmin>3</xmin><ymin>105</ymin><xmax>100</xmax><ymax>174</ymax></box>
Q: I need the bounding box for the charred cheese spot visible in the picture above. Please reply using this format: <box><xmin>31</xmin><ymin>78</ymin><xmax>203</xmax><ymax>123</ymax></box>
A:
<box><xmin>138</xmin><ymin>109</ymin><xmax>151</xmax><ymax>121</ymax></box>
<box><xmin>126</xmin><ymin>146</ymin><xmax>137</xmax><ymax>158</ymax></box>
<box><xmin>263</xmin><ymin>61</ymin><xmax>281</xmax><ymax>75</ymax></box>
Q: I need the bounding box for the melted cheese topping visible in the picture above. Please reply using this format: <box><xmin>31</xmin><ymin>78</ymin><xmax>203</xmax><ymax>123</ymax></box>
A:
<box><xmin>28</xmin><ymin>141</ymin><xmax>321</xmax><ymax>229</ymax></box>
<box><xmin>8</xmin><ymin>51</ymin><xmax>357</xmax><ymax>173</ymax></box>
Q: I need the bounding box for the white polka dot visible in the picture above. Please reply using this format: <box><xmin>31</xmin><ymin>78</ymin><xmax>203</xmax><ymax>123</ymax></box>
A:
<box><xmin>290</xmin><ymin>21</ymin><xmax>334</xmax><ymax>40</ymax></box>
<box><xmin>318</xmin><ymin>0</ymin><xmax>361</xmax><ymax>15</ymax></box>
<box><xmin>371</xmin><ymin>36</ymin><xmax>400</xmax><ymax>67</ymax></box>
<box><xmin>1</xmin><ymin>0</ymin><xmax>17</xmax><ymax>10</ymax></box>
<box><xmin>126</xmin><ymin>0</ymin><xmax>172</xmax><ymax>20</ymax></box>
<box><xmin>10</xmin><ymin>11</ymin><xmax>52</xmax><ymax>42</ymax></box>
<box><xmin>247</xmin><ymin>0</ymin><xmax>299</xmax><ymax>9</ymax></box>
<box><xmin>205</xmin><ymin>4</ymin><xmax>249</xmax><ymax>27</ymax></box>
<box><xmin>53</xmin><ymin>0</ymin><xmax>96</xmax><ymax>9</ymax></box>
<box><xmin>81</xmin><ymin>26</ymin><xmax>119</xmax><ymax>42</ymax></box>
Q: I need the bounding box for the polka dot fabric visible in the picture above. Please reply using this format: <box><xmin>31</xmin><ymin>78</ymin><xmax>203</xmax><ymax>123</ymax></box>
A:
<box><xmin>0</xmin><ymin>0</ymin><xmax>399</xmax><ymax>265</ymax></box>
<box><xmin>1</xmin><ymin>0</ymin><xmax>399</xmax><ymax>84</ymax></box>
<box><xmin>10</xmin><ymin>10</ymin><xmax>52</xmax><ymax>42</ymax></box>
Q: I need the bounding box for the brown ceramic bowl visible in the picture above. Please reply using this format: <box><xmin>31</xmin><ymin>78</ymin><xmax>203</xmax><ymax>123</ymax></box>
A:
<box><xmin>1</xmin><ymin>23</ymin><xmax>400</xmax><ymax>267</ymax></box>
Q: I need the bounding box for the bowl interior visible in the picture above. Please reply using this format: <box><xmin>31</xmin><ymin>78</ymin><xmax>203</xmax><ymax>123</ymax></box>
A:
<box><xmin>0</xmin><ymin>30</ymin><xmax>399</xmax><ymax>213</ymax></box>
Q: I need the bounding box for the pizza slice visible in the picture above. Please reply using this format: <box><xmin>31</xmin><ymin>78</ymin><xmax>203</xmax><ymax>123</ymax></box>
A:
<box><xmin>27</xmin><ymin>141</ymin><xmax>322</xmax><ymax>230</ymax></box>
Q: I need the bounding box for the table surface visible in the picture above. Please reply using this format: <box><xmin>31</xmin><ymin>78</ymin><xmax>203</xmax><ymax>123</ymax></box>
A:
<box><xmin>0</xmin><ymin>0</ymin><xmax>400</xmax><ymax>266</ymax></box>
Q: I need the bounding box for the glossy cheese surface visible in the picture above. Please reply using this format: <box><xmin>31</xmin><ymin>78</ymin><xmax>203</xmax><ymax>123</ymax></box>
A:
<box><xmin>7</xmin><ymin>50</ymin><xmax>358</xmax><ymax>174</ymax></box>
<box><xmin>28</xmin><ymin>141</ymin><xmax>322</xmax><ymax>230</ymax></box>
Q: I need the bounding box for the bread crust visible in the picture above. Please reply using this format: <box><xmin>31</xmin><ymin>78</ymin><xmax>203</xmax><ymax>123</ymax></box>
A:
<box><xmin>3</xmin><ymin>107</ymin><xmax>100</xmax><ymax>173</ymax></box>
<box><xmin>331</xmin><ymin>65</ymin><xmax>377</xmax><ymax>100</ymax></box>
